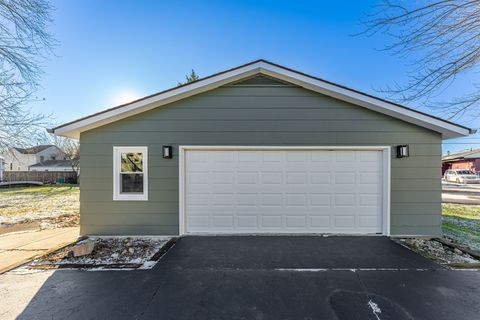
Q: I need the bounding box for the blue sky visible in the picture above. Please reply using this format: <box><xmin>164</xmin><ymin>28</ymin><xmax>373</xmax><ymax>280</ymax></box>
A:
<box><xmin>31</xmin><ymin>0</ymin><xmax>479</xmax><ymax>153</ymax></box>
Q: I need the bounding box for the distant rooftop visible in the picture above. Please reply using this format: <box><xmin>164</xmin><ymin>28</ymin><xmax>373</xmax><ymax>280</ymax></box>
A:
<box><xmin>442</xmin><ymin>148</ymin><xmax>480</xmax><ymax>161</ymax></box>
<box><xmin>14</xmin><ymin>145</ymin><xmax>55</xmax><ymax>155</ymax></box>
<box><xmin>29</xmin><ymin>159</ymin><xmax>74</xmax><ymax>168</ymax></box>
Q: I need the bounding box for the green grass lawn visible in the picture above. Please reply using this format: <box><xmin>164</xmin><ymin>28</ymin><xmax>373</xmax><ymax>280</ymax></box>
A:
<box><xmin>442</xmin><ymin>204</ymin><xmax>480</xmax><ymax>252</ymax></box>
<box><xmin>0</xmin><ymin>186</ymin><xmax>79</xmax><ymax>224</ymax></box>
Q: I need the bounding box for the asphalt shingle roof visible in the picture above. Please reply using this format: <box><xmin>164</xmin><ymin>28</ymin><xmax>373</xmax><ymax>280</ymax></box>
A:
<box><xmin>442</xmin><ymin>148</ymin><xmax>480</xmax><ymax>161</ymax></box>
<box><xmin>14</xmin><ymin>145</ymin><xmax>54</xmax><ymax>154</ymax></box>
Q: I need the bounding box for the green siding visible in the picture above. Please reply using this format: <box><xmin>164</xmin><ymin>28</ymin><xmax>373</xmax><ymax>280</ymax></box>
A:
<box><xmin>79</xmin><ymin>77</ymin><xmax>442</xmax><ymax>236</ymax></box>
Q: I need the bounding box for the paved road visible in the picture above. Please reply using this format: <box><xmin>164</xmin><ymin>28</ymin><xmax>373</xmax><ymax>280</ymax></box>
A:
<box><xmin>442</xmin><ymin>181</ymin><xmax>480</xmax><ymax>204</ymax></box>
<box><xmin>2</xmin><ymin>236</ymin><xmax>480</xmax><ymax>320</ymax></box>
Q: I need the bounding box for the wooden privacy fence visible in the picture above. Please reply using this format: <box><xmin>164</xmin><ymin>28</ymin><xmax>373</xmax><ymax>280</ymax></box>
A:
<box><xmin>2</xmin><ymin>171</ymin><xmax>77</xmax><ymax>184</ymax></box>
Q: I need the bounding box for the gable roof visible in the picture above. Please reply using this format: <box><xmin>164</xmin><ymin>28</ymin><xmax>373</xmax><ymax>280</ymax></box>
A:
<box><xmin>50</xmin><ymin>59</ymin><xmax>473</xmax><ymax>139</ymax></box>
<box><xmin>14</xmin><ymin>145</ymin><xmax>55</xmax><ymax>155</ymax></box>
<box><xmin>442</xmin><ymin>148</ymin><xmax>480</xmax><ymax>161</ymax></box>
<box><xmin>29</xmin><ymin>159</ymin><xmax>74</xmax><ymax>168</ymax></box>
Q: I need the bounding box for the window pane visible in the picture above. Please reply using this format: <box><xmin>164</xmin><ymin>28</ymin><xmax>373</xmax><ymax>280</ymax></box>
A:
<box><xmin>120</xmin><ymin>174</ymin><xmax>144</xmax><ymax>193</ymax></box>
<box><xmin>121</xmin><ymin>153</ymin><xmax>143</xmax><ymax>172</ymax></box>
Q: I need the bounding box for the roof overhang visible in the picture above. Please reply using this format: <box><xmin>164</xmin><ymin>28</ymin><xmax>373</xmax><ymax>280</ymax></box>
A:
<box><xmin>50</xmin><ymin>60</ymin><xmax>474</xmax><ymax>140</ymax></box>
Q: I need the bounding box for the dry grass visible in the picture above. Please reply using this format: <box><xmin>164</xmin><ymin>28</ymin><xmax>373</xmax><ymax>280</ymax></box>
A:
<box><xmin>0</xmin><ymin>186</ymin><xmax>79</xmax><ymax>226</ymax></box>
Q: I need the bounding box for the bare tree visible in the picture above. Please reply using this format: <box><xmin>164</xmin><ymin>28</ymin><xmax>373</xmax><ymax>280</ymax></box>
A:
<box><xmin>361</xmin><ymin>0</ymin><xmax>480</xmax><ymax>120</ymax></box>
<box><xmin>0</xmin><ymin>0</ymin><xmax>56</xmax><ymax>152</ymax></box>
<box><xmin>177</xmin><ymin>69</ymin><xmax>199</xmax><ymax>86</ymax></box>
<box><xmin>52</xmin><ymin>135</ymin><xmax>80</xmax><ymax>181</ymax></box>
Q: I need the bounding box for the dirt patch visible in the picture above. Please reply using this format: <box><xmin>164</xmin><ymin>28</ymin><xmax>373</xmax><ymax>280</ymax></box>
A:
<box><xmin>0</xmin><ymin>222</ymin><xmax>40</xmax><ymax>235</ymax></box>
<box><xmin>0</xmin><ymin>213</ymin><xmax>79</xmax><ymax>234</ymax></box>
<box><xmin>28</xmin><ymin>237</ymin><xmax>173</xmax><ymax>270</ymax></box>
<box><xmin>399</xmin><ymin>238</ymin><xmax>480</xmax><ymax>267</ymax></box>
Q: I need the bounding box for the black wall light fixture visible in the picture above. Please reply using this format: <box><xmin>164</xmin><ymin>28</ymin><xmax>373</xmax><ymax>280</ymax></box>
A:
<box><xmin>162</xmin><ymin>145</ymin><xmax>173</xmax><ymax>159</ymax></box>
<box><xmin>396</xmin><ymin>145</ymin><xmax>409</xmax><ymax>158</ymax></box>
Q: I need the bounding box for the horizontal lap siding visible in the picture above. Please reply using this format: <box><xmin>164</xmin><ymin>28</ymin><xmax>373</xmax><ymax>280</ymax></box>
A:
<box><xmin>80</xmin><ymin>80</ymin><xmax>442</xmax><ymax>236</ymax></box>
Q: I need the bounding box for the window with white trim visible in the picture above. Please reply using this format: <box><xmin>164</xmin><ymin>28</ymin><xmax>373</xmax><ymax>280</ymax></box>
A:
<box><xmin>113</xmin><ymin>146</ymin><xmax>148</xmax><ymax>201</ymax></box>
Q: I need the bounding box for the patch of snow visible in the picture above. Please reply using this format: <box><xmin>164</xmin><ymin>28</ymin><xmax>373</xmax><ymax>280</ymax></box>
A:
<box><xmin>139</xmin><ymin>261</ymin><xmax>158</xmax><ymax>270</ymax></box>
<box><xmin>275</xmin><ymin>268</ymin><xmax>328</xmax><ymax>272</ymax></box>
<box><xmin>274</xmin><ymin>268</ymin><xmax>432</xmax><ymax>272</ymax></box>
<box><xmin>368</xmin><ymin>300</ymin><xmax>382</xmax><ymax>320</ymax></box>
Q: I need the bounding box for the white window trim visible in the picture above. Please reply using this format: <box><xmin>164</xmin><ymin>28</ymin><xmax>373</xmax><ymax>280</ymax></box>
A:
<box><xmin>113</xmin><ymin>146</ymin><xmax>148</xmax><ymax>201</ymax></box>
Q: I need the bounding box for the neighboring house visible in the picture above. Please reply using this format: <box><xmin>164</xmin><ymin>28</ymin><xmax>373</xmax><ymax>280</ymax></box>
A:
<box><xmin>2</xmin><ymin>145</ymin><xmax>67</xmax><ymax>171</ymax></box>
<box><xmin>50</xmin><ymin>60</ymin><xmax>473</xmax><ymax>237</ymax></box>
<box><xmin>29</xmin><ymin>159</ymin><xmax>75</xmax><ymax>172</ymax></box>
<box><xmin>442</xmin><ymin>149</ymin><xmax>480</xmax><ymax>174</ymax></box>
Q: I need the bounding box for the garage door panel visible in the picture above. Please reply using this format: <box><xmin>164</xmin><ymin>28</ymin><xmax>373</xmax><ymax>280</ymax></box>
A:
<box><xmin>261</xmin><ymin>172</ymin><xmax>283</xmax><ymax>184</ymax></box>
<box><xmin>285</xmin><ymin>215</ymin><xmax>307</xmax><ymax>228</ymax></box>
<box><xmin>211</xmin><ymin>215</ymin><xmax>235</xmax><ymax>228</ymax></box>
<box><xmin>334</xmin><ymin>194</ymin><xmax>356</xmax><ymax>206</ymax></box>
<box><xmin>334</xmin><ymin>216</ymin><xmax>356</xmax><ymax>228</ymax></box>
<box><xmin>236</xmin><ymin>193</ymin><xmax>258</xmax><ymax>206</ymax></box>
<box><xmin>237</xmin><ymin>215</ymin><xmax>258</xmax><ymax>228</ymax></box>
<box><xmin>188</xmin><ymin>185</ymin><xmax>210</xmax><ymax>193</ymax></box>
<box><xmin>211</xmin><ymin>193</ymin><xmax>235</xmax><ymax>205</ymax></box>
<box><xmin>261</xmin><ymin>215</ymin><xmax>283</xmax><ymax>228</ymax></box>
<box><xmin>185</xmin><ymin>149</ymin><xmax>384</xmax><ymax>234</ymax></box>
<box><xmin>262</xmin><ymin>152</ymin><xmax>283</xmax><ymax>163</ymax></box>
<box><xmin>286</xmin><ymin>152</ymin><xmax>308</xmax><ymax>162</ymax></box>
<box><xmin>310</xmin><ymin>172</ymin><xmax>331</xmax><ymax>184</ymax></box>
<box><xmin>310</xmin><ymin>215</ymin><xmax>331</xmax><ymax>227</ymax></box>
<box><xmin>236</xmin><ymin>171</ymin><xmax>258</xmax><ymax>184</ymax></box>
<box><xmin>334</xmin><ymin>172</ymin><xmax>356</xmax><ymax>184</ymax></box>
<box><xmin>335</xmin><ymin>151</ymin><xmax>357</xmax><ymax>162</ymax></box>
<box><xmin>188</xmin><ymin>215</ymin><xmax>210</xmax><ymax>228</ymax></box>
<box><xmin>285</xmin><ymin>193</ymin><xmax>307</xmax><ymax>206</ymax></box>
<box><xmin>286</xmin><ymin>172</ymin><xmax>308</xmax><ymax>184</ymax></box>
<box><xmin>307</xmin><ymin>185</ymin><xmax>334</xmax><ymax>193</ymax></box>
<box><xmin>359</xmin><ymin>172</ymin><xmax>380</xmax><ymax>184</ymax></box>
<box><xmin>212</xmin><ymin>152</ymin><xmax>234</xmax><ymax>163</ymax></box>
<box><xmin>260</xmin><ymin>193</ymin><xmax>283</xmax><ymax>206</ymax></box>
<box><xmin>238</xmin><ymin>151</ymin><xmax>260</xmax><ymax>162</ymax></box>
<box><xmin>310</xmin><ymin>152</ymin><xmax>332</xmax><ymax>162</ymax></box>
<box><xmin>359</xmin><ymin>194</ymin><xmax>380</xmax><ymax>206</ymax></box>
<box><xmin>189</xmin><ymin>171</ymin><xmax>209</xmax><ymax>184</ymax></box>
<box><xmin>358</xmin><ymin>216</ymin><xmax>381</xmax><ymax>228</ymax></box>
<box><xmin>310</xmin><ymin>193</ymin><xmax>332</xmax><ymax>206</ymax></box>
<box><xmin>188</xmin><ymin>193</ymin><xmax>210</xmax><ymax>206</ymax></box>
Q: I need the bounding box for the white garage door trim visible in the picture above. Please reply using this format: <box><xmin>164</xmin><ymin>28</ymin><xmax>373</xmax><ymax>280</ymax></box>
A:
<box><xmin>179</xmin><ymin>146</ymin><xmax>391</xmax><ymax>236</ymax></box>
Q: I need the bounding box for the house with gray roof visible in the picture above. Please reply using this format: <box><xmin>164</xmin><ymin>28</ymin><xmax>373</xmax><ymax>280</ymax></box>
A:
<box><xmin>2</xmin><ymin>145</ymin><xmax>68</xmax><ymax>171</ymax></box>
<box><xmin>442</xmin><ymin>148</ymin><xmax>480</xmax><ymax>174</ymax></box>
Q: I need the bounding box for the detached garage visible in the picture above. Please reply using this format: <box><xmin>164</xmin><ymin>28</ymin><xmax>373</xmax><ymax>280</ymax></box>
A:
<box><xmin>50</xmin><ymin>60</ymin><xmax>472</xmax><ymax>237</ymax></box>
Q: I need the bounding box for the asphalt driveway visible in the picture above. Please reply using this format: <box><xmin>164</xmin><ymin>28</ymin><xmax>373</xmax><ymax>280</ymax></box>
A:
<box><xmin>6</xmin><ymin>236</ymin><xmax>480</xmax><ymax>320</ymax></box>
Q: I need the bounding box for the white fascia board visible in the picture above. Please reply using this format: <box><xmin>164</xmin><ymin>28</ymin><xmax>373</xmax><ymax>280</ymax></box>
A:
<box><xmin>257</xmin><ymin>63</ymin><xmax>470</xmax><ymax>139</ymax></box>
<box><xmin>54</xmin><ymin>60</ymin><xmax>470</xmax><ymax>139</ymax></box>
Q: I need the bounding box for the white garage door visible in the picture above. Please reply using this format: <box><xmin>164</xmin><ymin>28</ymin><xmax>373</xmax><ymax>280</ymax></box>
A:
<box><xmin>184</xmin><ymin>149</ymin><xmax>384</xmax><ymax>234</ymax></box>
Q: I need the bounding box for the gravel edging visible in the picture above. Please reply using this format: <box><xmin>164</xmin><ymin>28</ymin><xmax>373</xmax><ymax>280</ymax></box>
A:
<box><xmin>396</xmin><ymin>237</ymin><xmax>480</xmax><ymax>268</ymax></box>
<box><xmin>26</xmin><ymin>236</ymin><xmax>173</xmax><ymax>271</ymax></box>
